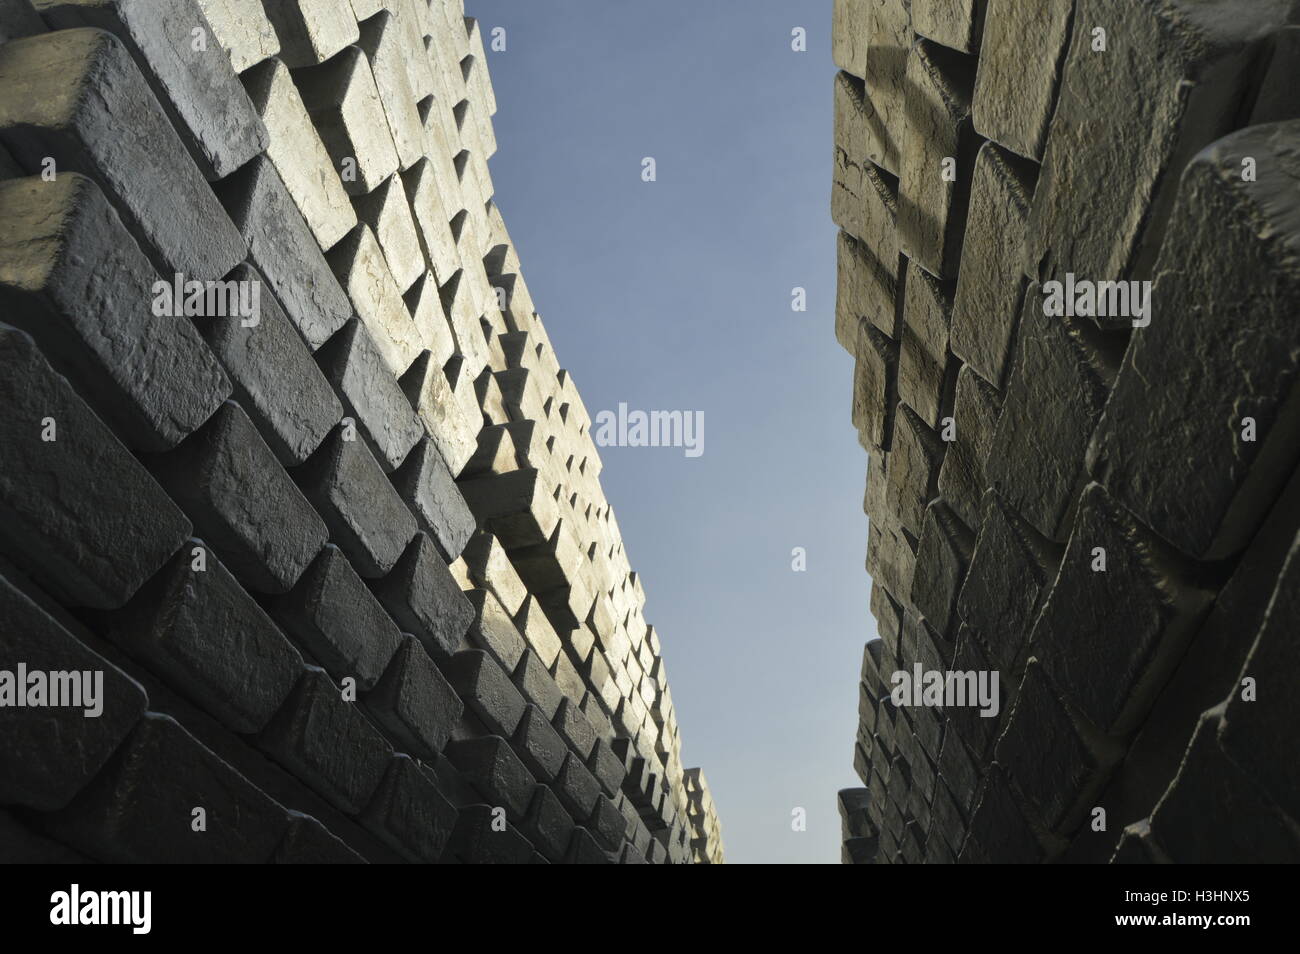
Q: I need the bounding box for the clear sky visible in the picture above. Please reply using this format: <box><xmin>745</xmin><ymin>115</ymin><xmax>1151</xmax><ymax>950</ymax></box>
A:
<box><xmin>470</xmin><ymin>0</ymin><xmax>875</xmax><ymax>864</ymax></box>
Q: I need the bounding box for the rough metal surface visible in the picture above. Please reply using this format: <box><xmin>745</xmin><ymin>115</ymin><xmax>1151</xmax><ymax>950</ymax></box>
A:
<box><xmin>835</xmin><ymin>0</ymin><xmax>1300</xmax><ymax>863</ymax></box>
<box><xmin>0</xmin><ymin>0</ymin><xmax>720</xmax><ymax>864</ymax></box>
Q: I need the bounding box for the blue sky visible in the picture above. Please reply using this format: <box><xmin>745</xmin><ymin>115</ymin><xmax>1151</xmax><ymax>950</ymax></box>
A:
<box><xmin>471</xmin><ymin>0</ymin><xmax>874</xmax><ymax>864</ymax></box>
